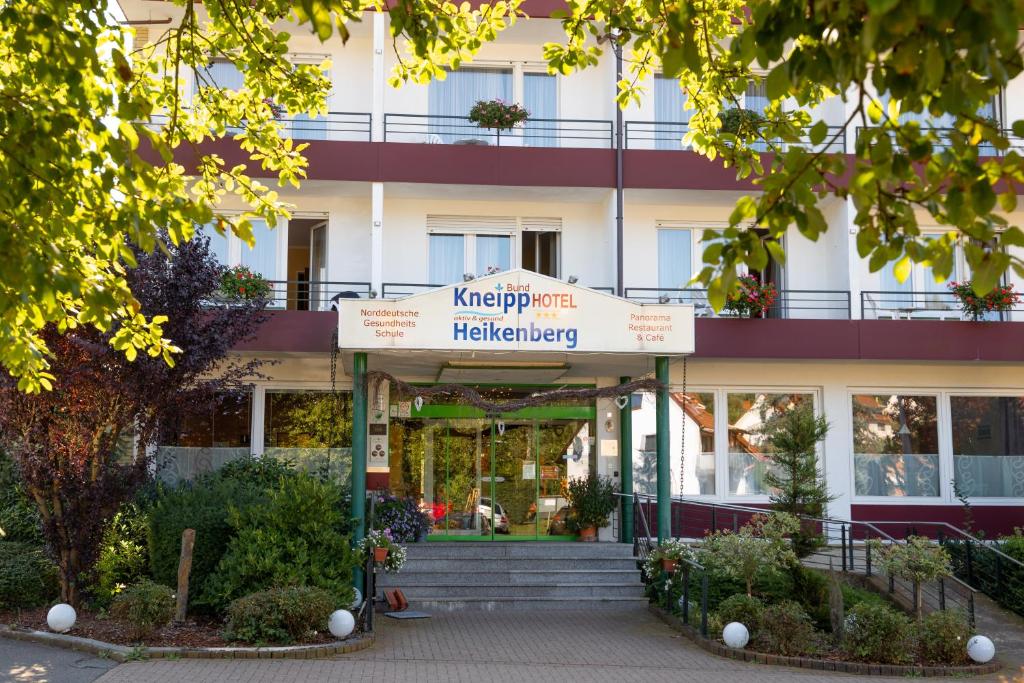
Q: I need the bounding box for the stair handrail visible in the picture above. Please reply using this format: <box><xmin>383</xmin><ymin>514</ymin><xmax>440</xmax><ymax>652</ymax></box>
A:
<box><xmin>859</xmin><ymin>519</ymin><xmax>1024</xmax><ymax>570</ymax></box>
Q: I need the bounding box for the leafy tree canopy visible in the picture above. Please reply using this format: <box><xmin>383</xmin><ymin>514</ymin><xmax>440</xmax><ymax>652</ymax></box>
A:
<box><xmin>4</xmin><ymin>0</ymin><xmax>1024</xmax><ymax>390</ymax></box>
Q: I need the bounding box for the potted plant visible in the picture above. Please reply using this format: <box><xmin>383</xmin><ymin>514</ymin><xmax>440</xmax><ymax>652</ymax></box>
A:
<box><xmin>468</xmin><ymin>99</ymin><xmax>529</xmax><ymax>131</ymax></box>
<box><xmin>724</xmin><ymin>274</ymin><xmax>778</xmax><ymax>318</ymax></box>
<box><xmin>647</xmin><ymin>539</ymin><xmax>693</xmax><ymax>574</ymax></box>
<box><xmin>372</xmin><ymin>493</ymin><xmax>431</xmax><ymax>542</ymax></box>
<box><xmin>220</xmin><ymin>265</ymin><xmax>272</xmax><ymax>301</ymax></box>
<box><xmin>565</xmin><ymin>473</ymin><xmax>618</xmax><ymax>542</ymax></box>
<box><xmin>948</xmin><ymin>280</ymin><xmax>1020</xmax><ymax>321</ymax></box>
<box><xmin>718</xmin><ymin>107</ymin><xmax>765</xmax><ymax>136</ymax></box>
<box><xmin>359</xmin><ymin>529</ymin><xmax>408</xmax><ymax>573</ymax></box>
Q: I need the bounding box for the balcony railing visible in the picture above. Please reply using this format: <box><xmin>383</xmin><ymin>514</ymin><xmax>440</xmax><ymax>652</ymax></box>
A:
<box><xmin>143</xmin><ymin>112</ymin><xmax>372</xmax><ymax>142</ymax></box>
<box><xmin>624</xmin><ymin>287</ymin><xmax>852</xmax><ymax>319</ymax></box>
<box><xmin>265</xmin><ymin>280</ymin><xmax>371</xmax><ymax>310</ymax></box>
<box><xmin>383</xmin><ymin>114</ymin><xmax>614</xmax><ymax>149</ymax></box>
<box><xmin>860</xmin><ymin>290</ymin><xmax>1018</xmax><ymax>321</ymax></box>
<box><xmin>853</xmin><ymin>126</ymin><xmax>1023</xmax><ymax>156</ymax></box>
<box><xmin>382</xmin><ymin>281</ymin><xmax>615</xmax><ymax>299</ymax></box>
<box><xmin>624</xmin><ymin>121</ymin><xmax>847</xmax><ymax>153</ymax></box>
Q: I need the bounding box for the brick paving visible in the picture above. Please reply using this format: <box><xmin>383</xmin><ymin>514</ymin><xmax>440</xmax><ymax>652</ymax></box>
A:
<box><xmin>91</xmin><ymin>605</ymin><xmax>1020</xmax><ymax>683</ymax></box>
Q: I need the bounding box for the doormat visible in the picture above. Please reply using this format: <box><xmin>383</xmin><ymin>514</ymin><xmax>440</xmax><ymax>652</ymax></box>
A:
<box><xmin>384</xmin><ymin>611</ymin><xmax>431</xmax><ymax>620</ymax></box>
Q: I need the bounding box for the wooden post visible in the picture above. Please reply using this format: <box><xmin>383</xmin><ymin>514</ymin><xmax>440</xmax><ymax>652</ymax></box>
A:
<box><xmin>175</xmin><ymin>528</ymin><xmax>195</xmax><ymax>623</ymax></box>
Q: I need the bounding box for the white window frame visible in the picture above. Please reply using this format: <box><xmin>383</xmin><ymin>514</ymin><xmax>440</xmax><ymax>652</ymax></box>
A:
<box><xmin>427</xmin><ymin>229</ymin><xmax>517</xmax><ymax>280</ymax></box>
<box><xmin>943</xmin><ymin>389</ymin><xmax>1024</xmax><ymax>505</ymax></box>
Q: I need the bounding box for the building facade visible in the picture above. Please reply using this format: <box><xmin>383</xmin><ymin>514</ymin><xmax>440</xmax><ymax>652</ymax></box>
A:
<box><xmin>123</xmin><ymin>0</ymin><xmax>1024</xmax><ymax>537</ymax></box>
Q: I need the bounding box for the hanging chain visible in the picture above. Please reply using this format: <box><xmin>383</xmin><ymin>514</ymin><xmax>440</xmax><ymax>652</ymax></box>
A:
<box><xmin>330</xmin><ymin>329</ymin><xmax>339</xmax><ymax>394</ymax></box>
<box><xmin>678</xmin><ymin>355</ymin><xmax>688</xmax><ymax>497</ymax></box>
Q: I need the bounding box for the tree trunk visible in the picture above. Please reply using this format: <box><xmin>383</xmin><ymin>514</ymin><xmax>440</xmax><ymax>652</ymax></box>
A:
<box><xmin>913</xmin><ymin>580</ymin><xmax>923</xmax><ymax>621</ymax></box>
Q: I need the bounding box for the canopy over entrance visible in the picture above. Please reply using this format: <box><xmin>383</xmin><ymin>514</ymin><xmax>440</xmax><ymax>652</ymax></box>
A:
<box><xmin>336</xmin><ymin>269</ymin><xmax>694</xmax><ymax>380</ymax></box>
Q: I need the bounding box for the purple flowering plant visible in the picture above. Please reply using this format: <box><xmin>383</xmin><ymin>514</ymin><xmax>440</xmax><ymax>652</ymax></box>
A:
<box><xmin>372</xmin><ymin>493</ymin><xmax>431</xmax><ymax>542</ymax></box>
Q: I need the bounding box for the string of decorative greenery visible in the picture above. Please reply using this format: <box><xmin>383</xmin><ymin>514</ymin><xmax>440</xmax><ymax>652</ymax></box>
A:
<box><xmin>367</xmin><ymin>370</ymin><xmax>663</xmax><ymax>416</ymax></box>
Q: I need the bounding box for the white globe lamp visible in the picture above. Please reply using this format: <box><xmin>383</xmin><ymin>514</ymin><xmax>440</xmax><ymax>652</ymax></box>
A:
<box><xmin>967</xmin><ymin>635</ymin><xmax>995</xmax><ymax>664</ymax></box>
<box><xmin>722</xmin><ymin>621</ymin><xmax>750</xmax><ymax>649</ymax></box>
<box><xmin>350</xmin><ymin>587</ymin><xmax>363</xmax><ymax>610</ymax></box>
<box><xmin>46</xmin><ymin>604</ymin><xmax>76</xmax><ymax>633</ymax></box>
<box><xmin>328</xmin><ymin>609</ymin><xmax>355</xmax><ymax>639</ymax></box>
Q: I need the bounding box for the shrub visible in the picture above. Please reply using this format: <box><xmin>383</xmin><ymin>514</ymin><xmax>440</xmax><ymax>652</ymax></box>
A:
<box><xmin>699</xmin><ymin>513</ymin><xmax>799</xmax><ymax>596</ymax></box>
<box><xmin>714</xmin><ymin>594</ymin><xmax>764</xmax><ymax>638</ymax></box>
<box><xmin>870</xmin><ymin>536</ymin><xmax>951</xmax><ymax>619</ymax></box>
<box><xmin>223</xmin><ymin>586</ymin><xmax>334</xmax><ymax>645</ymax></box>
<box><xmin>147</xmin><ymin>458</ymin><xmax>295</xmax><ymax>612</ymax></box>
<box><xmin>110</xmin><ymin>580</ymin><xmax>175</xmax><ymax>640</ymax></box>
<box><xmin>755</xmin><ymin>600</ymin><xmax>819</xmax><ymax>656</ymax></box>
<box><xmin>0</xmin><ymin>541</ymin><xmax>59</xmax><ymax>609</ymax></box>
<box><xmin>203</xmin><ymin>472</ymin><xmax>355</xmax><ymax>612</ymax></box>
<box><xmin>843</xmin><ymin>602</ymin><xmax>915</xmax><ymax>664</ymax></box>
<box><xmin>0</xmin><ymin>451</ymin><xmax>42</xmax><ymax>545</ymax></box>
<box><xmin>917</xmin><ymin>610</ymin><xmax>972</xmax><ymax>665</ymax></box>
<box><xmin>94</xmin><ymin>503</ymin><xmax>149</xmax><ymax>607</ymax></box>
<box><xmin>372</xmin><ymin>493</ymin><xmax>429</xmax><ymax>542</ymax></box>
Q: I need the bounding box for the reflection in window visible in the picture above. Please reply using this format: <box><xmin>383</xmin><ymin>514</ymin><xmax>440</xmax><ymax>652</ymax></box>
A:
<box><xmin>727</xmin><ymin>393</ymin><xmax>813</xmax><ymax>495</ymax></box>
<box><xmin>157</xmin><ymin>392</ymin><xmax>252</xmax><ymax>484</ymax></box>
<box><xmin>852</xmin><ymin>394</ymin><xmax>939</xmax><ymax>497</ymax></box>
<box><xmin>264</xmin><ymin>390</ymin><xmax>353</xmax><ymax>483</ymax></box>
<box><xmin>631</xmin><ymin>391</ymin><xmax>716</xmax><ymax>496</ymax></box>
<box><xmin>952</xmin><ymin>396</ymin><xmax>1024</xmax><ymax>498</ymax></box>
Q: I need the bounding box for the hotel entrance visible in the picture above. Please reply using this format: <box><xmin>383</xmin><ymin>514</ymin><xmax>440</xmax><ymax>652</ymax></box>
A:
<box><xmin>387</xmin><ymin>395</ymin><xmax>595</xmax><ymax>540</ymax></box>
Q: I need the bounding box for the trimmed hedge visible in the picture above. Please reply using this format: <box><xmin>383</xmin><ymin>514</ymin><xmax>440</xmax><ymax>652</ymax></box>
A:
<box><xmin>223</xmin><ymin>586</ymin><xmax>334</xmax><ymax>645</ymax></box>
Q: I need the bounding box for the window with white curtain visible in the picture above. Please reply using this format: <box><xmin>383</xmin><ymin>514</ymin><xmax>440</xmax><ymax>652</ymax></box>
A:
<box><xmin>657</xmin><ymin>229</ymin><xmax>693</xmax><ymax>294</ymax></box>
<box><xmin>196</xmin><ymin>223</ymin><xmax>229</xmax><ymax>266</ymax></box>
<box><xmin>239</xmin><ymin>219</ymin><xmax>279</xmax><ymax>280</ymax></box>
<box><xmin>428</xmin><ymin>68</ymin><xmax>513</xmax><ymax>143</ymax></box>
<box><xmin>654</xmin><ymin>76</ymin><xmax>688</xmax><ymax>150</ymax></box>
<box><xmin>428</xmin><ymin>234</ymin><xmax>466</xmax><ymax>284</ymax></box>
<box><xmin>876</xmin><ymin>238</ymin><xmax>965</xmax><ymax>318</ymax></box>
<box><xmin>427</xmin><ymin>233</ymin><xmax>512</xmax><ymax>284</ymax></box>
<box><xmin>475</xmin><ymin>235</ymin><xmax>511</xmax><ymax>275</ymax></box>
<box><xmin>523</xmin><ymin>72</ymin><xmax>557</xmax><ymax>147</ymax></box>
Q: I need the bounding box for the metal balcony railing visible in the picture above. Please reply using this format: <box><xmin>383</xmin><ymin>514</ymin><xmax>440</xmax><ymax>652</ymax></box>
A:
<box><xmin>265</xmin><ymin>280</ymin><xmax>371</xmax><ymax>310</ymax></box>
<box><xmin>624</xmin><ymin>287</ymin><xmax>852</xmax><ymax>320</ymax></box>
<box><xmin>143</xmin><ymin>112</ymin><xmax>372</xmax><ymax>142</ymax></box>
<box><xmin>624</xmin><ymin>121</ymin><xmax>847</xmax><ymax>153</ymax></box>
<box><xmin>383</xmin><ymin>114</ymin><xmax>614</xmax><ymax>149</ymax></box>
<box><xmin>382</xmin><ymin>281</ymin><xmax>616</xmax><ymax>299</ymax></box>
<box><xmin>859</xmin><ymin>290</ymin><xmax>1018</xmax><ymax>321</ymax></box>
<box><xmin>852</xmin><ymin>126</ymin><xmax>1022</xmax><ymax>156</ymax></box>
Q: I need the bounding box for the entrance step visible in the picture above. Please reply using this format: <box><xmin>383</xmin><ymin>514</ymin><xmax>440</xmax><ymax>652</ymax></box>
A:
<box><xmin>377</xmin><ymin>541</ymin><xmax>645</xmax><ymax>610</ymax></box>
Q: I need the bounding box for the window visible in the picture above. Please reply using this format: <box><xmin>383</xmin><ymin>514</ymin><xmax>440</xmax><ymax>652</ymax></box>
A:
<box><xmin>727</xmin><ymin>392</ymin><xmax>814</xmax><ymax>495</ymax></box>
<box><xmin>874</xmin><ymin>239</ymin><xmax>978</xmax><ymax>319</ymax></box>
<box><xmin>521</xmin><ymin>231</ymin><xmax>559</xmax><ymax>277</ymax></box>
<box><xmin>677</xmin><ymin>392</ymin><xmax>716</xmax><ymax>495</ymax></box>
<box><xmin>428</xmin><ymin>67</ymin><xmax>512</xmax><ymax>143</ymax></box>
<box><xmin>654</xmin><ymin>76</ymin><xmax>688</xmax><ymax>150</ymax></box>
<box><xmin>426</xmin><ymin>216</ymin><xmax>516</xmax><ymax>284</ymax></box>
<box><xmin>428</xmin><ymin>234</ymin><xmax>466</xmax><ymax>284</ymax></box>
<box><xmin>476</xmin><ymin>235</ymin><xmax>511</xmax><ymax>275</ymax></box>
<box><xmin>951</xmin><ymin>396</ymin><xmax>1024</xmax><ymax>498</ymax></box>
<box><xmin>657</xmin><ymin>229</ymin><xmax>693</xmax><ymax>295</ymax></box>
<box><xmin>156</xmin><ymin>392</ymin><xmax>252</xmax><ymax>484</ymax></box>
<box><xmin>239</xmin><ymin>218</ymin><xmax>279</xmax><ymax>281</ymax></box>
<box><xmin>523</xmin><ymin>72</ymin><xmax>557</xmax><ymax>147</ymax></box>
<box><xmin>852</xmin><ymin>394</ymin><xmax>940</xmax><ymax>497</ymax></box>
<box><xmin>196</xmin><ymin>223</ymin><xmax>229</xmax><ymax>266</ymax></box>
<box><xmin>264</xmin><ymin>390</ymin><xmax>353</xmax><ymax>483</ymax></box>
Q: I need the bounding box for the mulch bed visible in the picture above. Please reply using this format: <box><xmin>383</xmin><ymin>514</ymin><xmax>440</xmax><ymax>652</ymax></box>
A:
<box><xmin>0</xmin><ymin>607</ymin><xmax>335</xmax><ymax>648</ymax></box>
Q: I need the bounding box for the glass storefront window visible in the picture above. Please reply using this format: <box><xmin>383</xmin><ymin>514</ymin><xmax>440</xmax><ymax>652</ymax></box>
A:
<box><xmin>852</xmin><ymin>394</ymin><xmax>939</xmax><ymax>497</ymax></box>
<box><xmin>264</xmin><ymin>390</ymin><xmax>353</xmax><ymax>484</ymax></box>
<box><xmin>952</xmin><ymin>396</ymin><xmax>1024</xmax><ymax>498</ymax></box>
<box><xmin>157</xmin><ymin>392</ymin><xmax>252</xmax><ymax>484</ymax></box>
<box><xmin>631</xmin><ymin>391</ymin><xmax>715</xmax><ymax>496</ymax></box>
<box><xmin>727</xmin><ymin>392</ymin><xmax>813</xmax><ymax>495</ymax></box>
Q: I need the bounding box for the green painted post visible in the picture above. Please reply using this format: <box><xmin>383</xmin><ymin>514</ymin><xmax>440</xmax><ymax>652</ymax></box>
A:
<box><xmin>655</xmin><ymin>356</ymin><xmax>671</xmax><ymax>543</ymax></box>
<box><xmin>351</xmin><ymin>352</ymin><xmax>368</xmax><ymax>588</ymax></box>
<box><xmin>619</xmin><ymin>376</ymin><xmax>633</xmax><ymax>544</ymax></box>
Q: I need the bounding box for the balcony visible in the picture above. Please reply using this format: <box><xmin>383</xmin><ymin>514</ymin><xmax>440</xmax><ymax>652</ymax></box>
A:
<box><xmin>145</xmin><ymin>112</ymin><xmax>372</xmax><ymax>141</ymax></box>
<box><xmin>860</xmin><ymin>290</ymin><xmax>1020</xmax><ymax>322</ymax></box>
<box><xmin>383</xmin><ymin>114</ymin><xmax>614</xmax><ymax>149</ymax></box>
<box><xmin>852</xmin><ymin>127</ymin><xmax>1024</xmax><ymax>156</ymax></box>
<box><xmin>266</xmin><ymin>280</ymin><xmax>371</xmax><ymax>311</ymax></box>
<box><xmin>624</xmin><ymin>288</ymin><xmax>852</xmax><ymax>320</ymax></box>
<box><xmin>381</xmin><ymin>281</ymin><xmax>613</xmax><ymax>299</ymax></box>
<box><xmin>624</xmin><ymin>121</ymin><xmax>847</xmax><ymax>153</ymax></box>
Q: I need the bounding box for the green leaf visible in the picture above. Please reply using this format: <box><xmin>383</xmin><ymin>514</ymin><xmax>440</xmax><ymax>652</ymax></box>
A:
<box><xmin>765</xmin><ymin>66</ymin><xmax>791</xmax><ymax>101</ymax></box>
<box><xmin>808</xmin><ymin>120</ymin><xmax>827</xmax><ymax>146</ymax></box>
<box><xmin>893</xmin><ymin>256</ymin><xmax>912</xmax><ymax>284</ymax></box>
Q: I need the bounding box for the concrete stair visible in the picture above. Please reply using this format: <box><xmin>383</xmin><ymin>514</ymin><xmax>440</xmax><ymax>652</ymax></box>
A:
<box><xmin>376</xmin><ymin>541</ymin><xmax>646</xmax><ymax>611</ymax></box>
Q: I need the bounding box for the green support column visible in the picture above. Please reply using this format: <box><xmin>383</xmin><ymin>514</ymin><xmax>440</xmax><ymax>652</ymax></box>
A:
<box><xmin>351</xmin><ymin>352</ymin><xmax>368</xmax><ymax>587</ymax></box>
<box><xmin>655</xmin><ymin>356</ymin><xmax>671</xmax><ymax>543</ymax></box>
<box><xmin>619</xmin><ymin>376</ymin><xmax>633</xmax><ymax>544</ymax></box>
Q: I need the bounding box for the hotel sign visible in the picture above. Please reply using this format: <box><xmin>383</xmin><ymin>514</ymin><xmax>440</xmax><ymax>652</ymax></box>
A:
<box><xmin>337</xmin><ymin>269</ymin><xmax>694</xmax><ymax>354</ymax></box>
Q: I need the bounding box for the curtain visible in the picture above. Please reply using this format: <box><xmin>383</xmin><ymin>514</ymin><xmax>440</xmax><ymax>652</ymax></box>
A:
<box><xmin>744</xmin><ymin>82</ymin><xmax>770</xmax><ymax>151</ymax></box>
<box><xmin>657</xmin><ymin>229</ymin><xmax>692</xmax><ymax>297</ymax></box>
<box><xmin>428</xmin><ymin>68</ymin><xmax>512</xmax><ymax>143</ymax></box>
<box><xmin>240</xmin><ymin>219</ymin><xmax>278</xmax><ymax>280</ymax></box>
<box><xmin>654</xmin><ymin>76</ymin><xmax>688</xmax><ymax>150</ymax></box>
<box><xmin>879</xmin><ymin>261</ymin><xmax>913</xmax><ymax>311</ymax></box>
<box><xmin>196</xmin><ymin>222</ymin><xmax>229</xmax><ymax>266</ymax></box>
<box><xmin>196</xmin><ymin>61</ymin><xmax>244</xmax><ymax>92</ymax></box>
<box><xmin>429</xmin><ymin>234</ymin><xmax>465</xmax><ymax>284</ymax></box>
<box><xmin>475</xmin><ymin>235</ymin><xmax>511</xmax><ymax>275</ymax></box>
<box><xmin>524</xmin><ymin>72</ymin><xmax>557</xmax><ymax>147</ymax></box>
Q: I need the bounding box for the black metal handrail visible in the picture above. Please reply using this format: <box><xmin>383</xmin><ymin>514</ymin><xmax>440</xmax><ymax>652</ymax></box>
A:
<box><xmin>264</xmin><ymin>280</ymin><xmax>372</xmax><ymax>310</ymax></box>
<box><xmin>383</xmin><ymin>113</ymin><xmax>614</xmax><ymax>148</ymax></box>
<box><xmin>144</xmin><ymin>111</ymin><xmax>372</xmax><ymax>141</ymax></box>
<box><xmin>625</xmin><ymin>287</ymin><xmax>852</xmax><ymax>319</ymax></box>
<box><xmin>859</xmin><ymin>290</ymin><xmax>1018</xmax><ymax>321</ymax></box>
<box><xmin>624</xmin><ymin>121</ymin><xmax>847</xmax><ymax>153</ymax></box>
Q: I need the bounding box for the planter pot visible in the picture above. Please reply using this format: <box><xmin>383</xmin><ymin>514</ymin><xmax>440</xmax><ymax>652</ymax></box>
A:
<box><xmin>373</xmin><ymin>547</ymin><xmax>389</xmax><ymax>563</ymax></box>
<box><xmin>661</xmin><ymin>558</ymin><xmax>679</xmax><ymax>573</ymax></box>
<box><xmin>578</xmin><ymin>526</ymin><xmax>597</xmax><ymax>542</ymax></box>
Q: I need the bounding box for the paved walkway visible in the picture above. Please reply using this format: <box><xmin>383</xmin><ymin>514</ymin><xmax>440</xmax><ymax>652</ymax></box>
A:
<box><xmin>1</xmin><ymin>638</ymin><xmax>117</xmax><ymax>683</ymax></box>
<box><xmin>91</xmin><ymin>605</ymin><xmax>1021</xmax><ymax>683</ymax></box>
